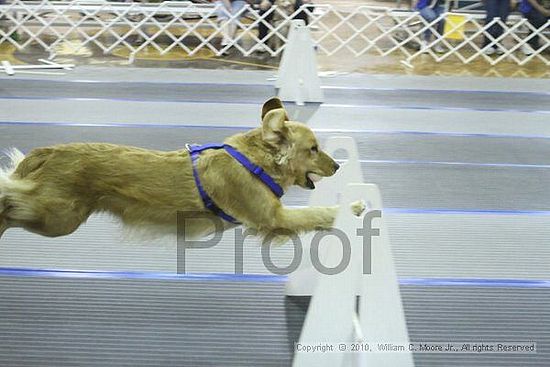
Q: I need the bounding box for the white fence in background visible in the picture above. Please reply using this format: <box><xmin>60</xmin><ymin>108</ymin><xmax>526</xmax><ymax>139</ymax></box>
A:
<box><xmin>0</xmin><ymin>0</ymin><xmax>548</xmax><ymax>65</ymax></box>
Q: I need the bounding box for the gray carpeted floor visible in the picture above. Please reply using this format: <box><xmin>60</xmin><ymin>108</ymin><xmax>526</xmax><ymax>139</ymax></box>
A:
<box><xmin>1</xmin><ymin>68</ymin><xmax>549</xmax><ymax>366</ymax></box>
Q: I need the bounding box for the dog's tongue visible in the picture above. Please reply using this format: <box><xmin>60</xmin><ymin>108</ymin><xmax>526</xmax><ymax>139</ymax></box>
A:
<box><xmin>307</xmin><ymin>173</ymin><xmax>322</xmax><ymax>183</ymax></box>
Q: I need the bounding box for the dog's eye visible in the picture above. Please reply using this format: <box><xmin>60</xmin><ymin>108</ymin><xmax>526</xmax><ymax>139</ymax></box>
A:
<box><xmin>311</xmin><ymin>146</ymin><xmax>318</xmax><ymax>153</ymax></box>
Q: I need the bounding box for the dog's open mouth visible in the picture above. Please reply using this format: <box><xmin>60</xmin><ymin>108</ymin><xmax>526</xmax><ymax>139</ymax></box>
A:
<box><xmin>305</xmin><ymin>172</ymin><xmax>323</xmax><ymax>189</ymax></box>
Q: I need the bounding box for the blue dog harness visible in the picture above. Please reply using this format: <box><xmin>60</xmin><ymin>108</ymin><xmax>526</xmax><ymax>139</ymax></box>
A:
<box><xmin>187</xmin><ymin>143</ymin><xmax>284</xmax><ymax>224</ymax></box>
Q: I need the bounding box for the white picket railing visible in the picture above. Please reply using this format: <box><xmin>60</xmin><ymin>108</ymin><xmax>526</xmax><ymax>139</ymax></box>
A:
<box><xmin>0</xmin><ymin>0</ymin><xmax>548</xmax><ymax>65</ymax></box>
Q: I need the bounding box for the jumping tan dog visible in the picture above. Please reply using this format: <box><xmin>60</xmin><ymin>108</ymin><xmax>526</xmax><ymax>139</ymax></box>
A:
<box><xmin>0</xmin><ymin>97</ymin><xmax>363</xmax><ymax>241</ymax></box>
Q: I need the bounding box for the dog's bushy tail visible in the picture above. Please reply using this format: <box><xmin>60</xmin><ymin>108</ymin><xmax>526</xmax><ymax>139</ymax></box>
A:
<box><xmin>0</xmin><ymin>148</ymin><xmax>28</xmax><ymax>213</ymax></box>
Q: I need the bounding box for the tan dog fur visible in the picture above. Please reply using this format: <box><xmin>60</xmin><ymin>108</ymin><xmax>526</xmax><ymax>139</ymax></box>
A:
<box><xmin>0</xmin><ymin>98</ymin><xmax>360</xmax><ymax>242</ymax></box>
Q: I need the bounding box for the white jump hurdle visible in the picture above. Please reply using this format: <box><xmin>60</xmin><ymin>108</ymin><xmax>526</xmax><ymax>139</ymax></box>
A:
<box><xmin>276</xmin><ymin>20</ymin><xmax>323</xmax><ymax>105</ymax></box>
<box><xmin>287</xmin><ymin>136</ymin><xmax>363</xmax><ymax>295</ymax></box>
<box><xmin>290</xmin><ymin>136</ymin><xmax>414</xmax><ymax>367</ymax></box>
<box><xmin>0</xmin><ymin>59</ymin><xmax>74</xmax><ymax>76</ymax></box>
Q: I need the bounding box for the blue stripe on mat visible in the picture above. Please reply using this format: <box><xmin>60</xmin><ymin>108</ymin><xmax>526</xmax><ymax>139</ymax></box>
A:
<box><xmin>1</xmin><ymin>267</ymin><xmax>549</xmax><ymax>288</ymax></box>
<box><xmin>400</xmin><ymin>278</ymin><xmax>550</xmax><ymax>288</ymax></box>
<box><xmin>0</xmin><ymin>267</ymin><xmax>286</xmax><ymax>282</ymax></box>
<box><xmin>385</xmin><ymin>208</ymin><xmax>550</xmax><ymax>216</ymax></box>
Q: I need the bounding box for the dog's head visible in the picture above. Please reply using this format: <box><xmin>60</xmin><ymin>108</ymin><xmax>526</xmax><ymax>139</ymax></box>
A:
<box><xmin>261</xmin><ymin>97</ymin><xmax>339</xmax><ymax>190</ymax></box>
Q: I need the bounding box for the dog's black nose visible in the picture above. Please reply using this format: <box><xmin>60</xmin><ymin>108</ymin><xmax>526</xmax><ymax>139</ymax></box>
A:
<box><xmin>333</xmin><ymin>162</ymin><xmax>340</xmax><ymax>171</ymax></box>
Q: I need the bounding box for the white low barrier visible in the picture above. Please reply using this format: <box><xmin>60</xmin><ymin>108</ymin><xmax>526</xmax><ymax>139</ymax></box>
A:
<box><xmin>0</xmin><ymin>0</ymin><xmax>548</xmax><ymax>66</ymax></box>
<box><xmin>277</xmin><ymin>20</ymin><xmax>323</xmax><ymax>105</ymax></box>
<box><xmin>290</xmin><ymin>137</ymin><xmax>414</xmax><ymax>367</ymax></box>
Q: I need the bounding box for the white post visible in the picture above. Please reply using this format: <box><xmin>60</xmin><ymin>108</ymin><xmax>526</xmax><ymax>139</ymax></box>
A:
<box><xmin>292</xmin><ymin>183</ymin><xmax>368</xmax><ymax>367</ymax></box>
<box><xmin>276</xmin><ymin>19</ymin><xmax>323</xmax><ymax>105</ymax></box>
<box><xmin>0</xmin><ymin>63</ymin><xmax>75</xmax><ymax>72</ymax></box>
<box><xmin>1</xmin><ymin>61</ymin><xmax>14</xmax><ymax>76</ymax></box>
<box><xmin>286</xmin><ymin>136</ymin><xmax>368</xmax><ymax>296</ymax></box>
<box><xmin>290</xmin><ymin>136</ymin><xmax>414</xmax><ymax>367</ymax></box>
<box><xmin>286</xmin><ymin>136</ymin><xmax>363</xmax><ymax>296</ymax></box>
<box><xmin>292</xmin><ymin>184</ymin><xmax>414</xmax><ymax>367</ymax></box>
<box><xmin>358</xmin><ymin>185</ymin><xmax>414</xmax><ymax>367</ymax></box>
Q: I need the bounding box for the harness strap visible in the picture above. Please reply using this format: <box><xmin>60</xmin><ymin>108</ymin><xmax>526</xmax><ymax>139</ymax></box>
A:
<box><xmin>187</xmin><ymin>143</ymin><xmax>284</xmax><ymax>224</ymax></box>
<box><xmin>223</xmin><ymin>145</ymin><xmax>284</xmax><ymax>198</ymax></box>
<box><xmin>189</xmin><ymin>149</ymin><xmax>239</xmax><ymax>224</ymax></box>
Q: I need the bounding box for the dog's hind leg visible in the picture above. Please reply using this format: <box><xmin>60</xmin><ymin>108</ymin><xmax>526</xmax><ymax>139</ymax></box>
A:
<box><xmin>0</xmin><ymin>196</ymin><xmax>9</xmax><ymax>240</ymax></box>
<box><xmin>0</xmin><ymin>196</ymin><xmax>12</xmax><ymax>240</ymax></box>
<box><xmin>1</xmin><ymin>167</ymin><xmax>91</xmax><ymax>238</ymax></box>
<box><xmin>0</xmin><ymin>148</ymin><xmax>27</xmax><ymax>240</ymax></box>
<box><xmin>0</xmin><ymin>216</ymin><xmax>7</xmax><ymax>239</ymax></box>
<box><xmin>8</xmin><ymin>196</ymin><xmax>92</xmax><ymax>238</ymax></box>
<box><xmin>1</xmin><ymin>181</ymin><xmax>92</xmax><ymax>238</ymax></box>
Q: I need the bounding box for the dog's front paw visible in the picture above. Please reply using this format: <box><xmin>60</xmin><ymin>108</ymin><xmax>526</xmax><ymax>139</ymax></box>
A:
<box><xmin>350</xmin><ymin>200</ymin><xmax>366</xmax><ymax>217</ymax></box>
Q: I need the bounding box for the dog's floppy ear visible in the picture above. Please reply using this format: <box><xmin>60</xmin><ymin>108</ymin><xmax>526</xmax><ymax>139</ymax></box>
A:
<box><xmin>261</xmin><ymin>97</ymin><xmax>288</xmax><ymax>121</ymax></box>
<box><xmin>262</xmin><ymin>107</ymin><xmax>288</xmax><ymax>145</ymax></box>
